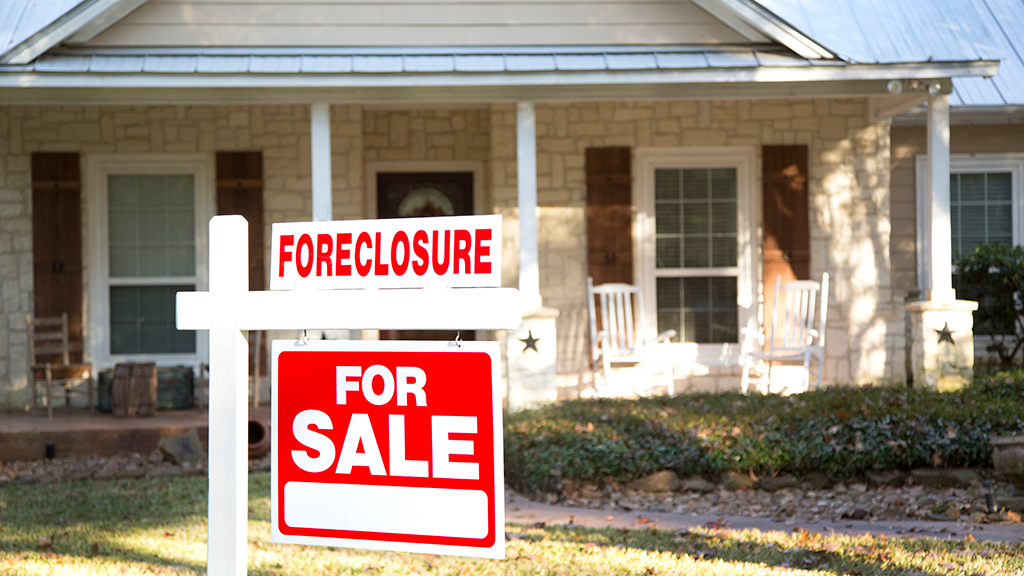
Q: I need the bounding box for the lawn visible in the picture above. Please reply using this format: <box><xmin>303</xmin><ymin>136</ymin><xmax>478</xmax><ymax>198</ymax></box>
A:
<box><xmin>2</xmin><ymin>473</ymin><xmax>1023</xmax><ymax>575</ymax></box>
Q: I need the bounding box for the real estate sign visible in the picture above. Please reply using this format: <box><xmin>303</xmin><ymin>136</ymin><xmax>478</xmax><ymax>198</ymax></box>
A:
<box><xmin>270</xmin><ymin>214</ymin><xmax>502</xmax><ymax>290</ymax></box>
<box><xmin>271</xmin><ymin>339</ymin><xmax>505</xmax><ymax>559</ymax></box>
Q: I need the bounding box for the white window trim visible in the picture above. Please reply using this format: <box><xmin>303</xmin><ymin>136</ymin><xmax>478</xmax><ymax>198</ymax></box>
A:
<box><xmin>634</xmin><ymin>146</ymin><xmax>757</xmax><ymax>365</ymax></box>
<box><xmin>364</xmin><ymin>161</ymin><xmax>485</xmax><ymax>219</ymax></box>
<box><xmin>915</xmin><ymin>153</ymin><xmax>1024</xmax><ymax>292</ymax></box>
<box><xmin>85</xmin><ymin>153</ymin><xmax>215</xmax><ymax>370</ymax></box>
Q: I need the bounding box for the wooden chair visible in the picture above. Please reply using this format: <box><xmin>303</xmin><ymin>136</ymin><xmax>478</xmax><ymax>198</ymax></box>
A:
<box><xmin>739</xmin><ymin>273</ymin><xmax>829</xmax><ymax>395</ymax></box>
<box><xmin>26</xmin><ymin>312</ymin><xmax>94</xmax><ymax>418</ymax></box>
<box><xmin>197</xmin><ymin>330</ymin><xmax>263</xmax><ymax>410</ymax></box>
<box><xmin>586</xmin><ymin>278</ymin><xmax>677</xmax><ymax>397</ymax></box>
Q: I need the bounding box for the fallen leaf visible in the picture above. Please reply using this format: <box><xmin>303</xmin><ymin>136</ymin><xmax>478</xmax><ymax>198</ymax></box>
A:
<box><xmin>963</xmin><ymin>533</ymin><xmax>977</xmax><ymax>544</ymax></box>
<box><xmin>164</xmin><ymin>532</ymin><xmax>173</xmax><ymax>538</ymax></box>
<box><xmin>36</xmin><ymin>536</ymin><xmax>53</xmax><ymax>550</ymax></box>
<box><xmin>89</xmin><ymin>544</ymin><xmax>99</xmax><ymax>555</ymax></box>
<box><xmin>637</xmin><ymin>517</ymin><xmax>650</xmax><ymax>524</ymax></box>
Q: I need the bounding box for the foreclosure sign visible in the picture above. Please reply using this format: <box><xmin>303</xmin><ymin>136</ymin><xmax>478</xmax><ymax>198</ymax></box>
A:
<box><xmin>271</xmin><ymin>339</ymin><xmax>504</xmax><ymax>559</ymax></box>
<box><xmin>270</xmin><ymin>215</ymin><xmax>501</xmax><ymax>290</ymax></box>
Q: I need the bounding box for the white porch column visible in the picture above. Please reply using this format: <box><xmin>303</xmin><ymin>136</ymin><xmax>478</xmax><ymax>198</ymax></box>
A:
<box><xmin>310</xmin><ymin>103</ymin><xmax>332</xmax><ymax>222</ymax></box>
<box><xmin>516</xmin><ymin>101</ymin><xmax>541</xmax><ymax>310</ymax></box>
<box><xmin>925</xmin><ymin>92</ymin><xmax>954</xmax><ymax>302</ymax></box>
<box><xmin>506</xmin><ymin>100</ymin><xmax>558</xmax><ymax>409</ymax></box>
<box><xmin>905</xmin><ymin>88</ymin><xmax>977</xmax><ymax>391</ymax></box>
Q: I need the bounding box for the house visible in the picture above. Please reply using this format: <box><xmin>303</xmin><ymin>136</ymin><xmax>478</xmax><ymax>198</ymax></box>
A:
<box><xmin>0</xmin><ymin>0</ymin><xmax>1005</xmax><ymax>410</ymax></box>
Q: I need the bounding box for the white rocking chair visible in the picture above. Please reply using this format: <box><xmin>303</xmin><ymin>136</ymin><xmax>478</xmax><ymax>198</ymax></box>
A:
<box><xmin>586</xmin><ymin>278</ymin><xmax>677</xmax><ymax>397</ymax></box>
<box><xmin>740</xmin><ymin>273</ymin><xmax>829</xmax><ymax>394</ymax></box>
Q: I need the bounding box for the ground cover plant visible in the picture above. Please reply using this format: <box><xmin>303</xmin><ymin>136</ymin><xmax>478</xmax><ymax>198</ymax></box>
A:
<box><xmin>504</xmin><ymin>372</ymin><xmax>1024</xmax><ymax>493</ymax></box>
<box><xmin>2</xmin><ymin>472</ymin><xmax>1024</xmax><ymax>575</ymax></box>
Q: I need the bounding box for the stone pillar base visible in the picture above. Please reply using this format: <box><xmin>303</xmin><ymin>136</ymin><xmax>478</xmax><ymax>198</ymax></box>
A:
<box><xmin>904</xmin><ymin>299</ymin><xmax>978</xmax><ymax>391</ymax></box>
<box><xmin>505</xmin><ymin>306</ymin><xmax>559</xmax><ymax>410</ymax></box>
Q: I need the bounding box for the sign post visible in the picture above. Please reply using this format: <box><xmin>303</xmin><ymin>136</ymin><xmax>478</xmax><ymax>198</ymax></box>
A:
<box><xmin>177</xmin><ymin>215</ymin><xmax>520</xmax><ymax>574</ymax></box>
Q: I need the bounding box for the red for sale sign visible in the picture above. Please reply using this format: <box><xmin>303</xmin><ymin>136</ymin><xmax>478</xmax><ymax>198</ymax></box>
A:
<box><xmin>271</xmin><ymin>339</ymin><xmax>504</xmax><ymax>559</ymax></box>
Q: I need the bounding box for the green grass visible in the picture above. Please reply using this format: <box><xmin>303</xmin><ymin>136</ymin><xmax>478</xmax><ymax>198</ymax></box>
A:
<box><xmin>505</xmin><ymin>374</ymin><xmax>1024</xmax><ymax>492</ymax></box>
<box><xmin>2</xmin><ymin>473</ymin><xmax>1024</xmax><ymax>575</ymax></box>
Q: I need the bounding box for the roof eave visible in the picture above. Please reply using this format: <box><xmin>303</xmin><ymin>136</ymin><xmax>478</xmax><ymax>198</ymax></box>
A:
<box><xmin>0</xmin><ymin>0</ymin><xmax>148</xmax><ymax>65</ymax></box>
<box><xmin>693</xmin><ymin>0</ymin><xmax>837</xmax><ymax>60</ymax></box>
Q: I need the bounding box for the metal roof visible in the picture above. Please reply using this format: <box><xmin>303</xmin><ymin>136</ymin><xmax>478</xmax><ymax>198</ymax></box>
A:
<box><xmin>758</xmin><ymin>0</ymin><xmax>1024</xmax><ymax>106</ymax></box>
<box><xmin>0</xmin><ymin>0</ymin><xmax>81</xmax><ymax>55</ymax></box>
<box><xmin>14</xmin><ymin>47</ymin><xmax>828</xmax><ymax>76</ymax></box>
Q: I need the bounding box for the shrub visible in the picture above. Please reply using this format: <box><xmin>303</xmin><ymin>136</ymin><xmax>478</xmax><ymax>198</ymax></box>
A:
<box><xmin>956</xmin><ymin>242</ymin><xmax>1024</xmax><ymax>369</ymax></box>
<box><xmin>503</xmin><ymin>377</ymin><xmax>1024</xmax><ymax>493</ymax></box>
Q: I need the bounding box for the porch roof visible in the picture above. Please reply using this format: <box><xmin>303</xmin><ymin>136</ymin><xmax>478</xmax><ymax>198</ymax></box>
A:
<box><xmin>0</xmin><ymin>45</ymin><xmax>998</xmax><ymax>105</ymax></box>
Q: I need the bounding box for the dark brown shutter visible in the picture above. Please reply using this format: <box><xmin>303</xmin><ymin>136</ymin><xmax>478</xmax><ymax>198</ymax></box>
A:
<box><xmin>216</xmin><ymin>151</ymin><xmax>265</xmax><ymax>374</ymax></box>
<box><xmin>31</xmin><ymin>153</ymin><xmax>83</xmax><ymax>361</ymax></box>
<box><xmin>215</xmin><ymin>152</ymin><xmax>265</xmax><ymax>291</ymax></box>
<box><xmin>762</xmin><ymin>145</ymin><xmax>810</xmax><ymax>338</ymax></box>
<box><xmin>586</xmin><ymin>147</ymin><xmax>633</xmax><ymax>286</ymax></box>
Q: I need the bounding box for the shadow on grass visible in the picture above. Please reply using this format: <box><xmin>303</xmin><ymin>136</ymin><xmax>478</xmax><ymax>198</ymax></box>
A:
<box><xmin>513</xmin><ymin>523</ymin><xmax>1010</xmax><ymax>576</ymax></box>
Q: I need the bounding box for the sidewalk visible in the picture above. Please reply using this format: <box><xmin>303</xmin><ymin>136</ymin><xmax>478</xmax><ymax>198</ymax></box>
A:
<box><xmin>504</xmin><ymin>490</ymin><xmax>1024</xmax><ymax>543</ymax></box>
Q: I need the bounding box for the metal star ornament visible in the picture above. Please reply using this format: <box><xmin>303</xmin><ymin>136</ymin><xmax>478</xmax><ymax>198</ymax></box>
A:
<box><xmin>520</xmin><ymin>330</ymin><xmax>540</xmax><ymax>352</ymax></box>
<box><xmin>936</xmin><ymin>322</ymin><xmax>956</xmax><ymax>345</ymax></box>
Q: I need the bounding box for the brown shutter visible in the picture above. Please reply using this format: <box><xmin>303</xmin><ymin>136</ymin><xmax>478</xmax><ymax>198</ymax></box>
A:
<box><xmin>31</xmin><ymin>153</ymin><xmax>84</xmax><ymax>361</ymax></box>
<box><xmin>215</xmin><ymin>152</ymin><xmax>265</xmax><ymax>291</ymax></box>
<box><xmin>216</xmin><ymin>151</ymin><xmax>265</xmax><ymax>374</ymax></box>
<box><xmin>762</xmin><ymin>145</ymin><xmax>811</xmax><ymax>338</ymax></box>
<box><xmin>586</xmin><ymin>147</ymin><xmax>633</xmax><ymax>286</ymax></box>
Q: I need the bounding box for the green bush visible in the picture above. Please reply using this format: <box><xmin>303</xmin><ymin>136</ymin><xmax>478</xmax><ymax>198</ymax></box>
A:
<box><xmin>503</xmin><ymin>374</ymin><xmax>1024</xmax><ymax>493</ymax></box>
<box><xmin>956</xmin><ymin>242</ymin><xmax>1024</xmax><ymax>369</ymax></box>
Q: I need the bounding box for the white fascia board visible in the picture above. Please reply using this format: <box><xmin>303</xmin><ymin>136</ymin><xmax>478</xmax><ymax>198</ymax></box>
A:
<box><xmin>0</xmin><ymin>0</ymin><xmax>148</xmax><ymax>65</ymax></box>
<box><xmin>699</xmin><ymin>0</ymin><xmax>836</xmax><ymax>60</ymax></box>
<box><xmin>0</xmin><ymin>60</ymin><xmax>999</xmax><ymax>89</ymax></box>
<box><xmin>893</xmin><ymin>105</ymin><xmax>1024</xmax><ymax>127</ymax></box>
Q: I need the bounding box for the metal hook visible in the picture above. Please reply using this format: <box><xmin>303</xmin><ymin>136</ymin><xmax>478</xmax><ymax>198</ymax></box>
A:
<box><xmin>299</xmin><ymin>329</ymin><xmax>310</xmax><ymax>346</ymax></box>
<box><xmin>454</xmin><ymin>330</ymin><xmax>462</xmax><ymax>348</ymax></box>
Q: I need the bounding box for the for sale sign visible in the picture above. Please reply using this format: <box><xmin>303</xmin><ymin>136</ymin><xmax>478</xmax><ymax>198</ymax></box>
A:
<box><xmin>270</xmin><ymin>215</ymin><xmax>501</xmax><ymax>290</ymax></box>
<box><xmin>271</xmin><ymin>339</ymin><xmax>504</xmax><ymax>559</ymax></box>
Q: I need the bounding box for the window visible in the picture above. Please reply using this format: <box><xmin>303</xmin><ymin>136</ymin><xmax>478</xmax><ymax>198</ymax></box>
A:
<box><xmin>637</xmin><ymin>148</ymin><xmax>755</xmax><ymax>355</ymax></box>
<box><xmin>916</xmin><ymin>154</ymin><xmax>1024</xmax><ymax>336</ymax></box>
<box><xmin>654</xmin><ymin>168</ymin><xmax>739</xmax><ymax>342</ymax></box>
<box><xmin>87</xmin><ymin>155</ymin><xmax>213</xmax><ymax>366</ymax></box>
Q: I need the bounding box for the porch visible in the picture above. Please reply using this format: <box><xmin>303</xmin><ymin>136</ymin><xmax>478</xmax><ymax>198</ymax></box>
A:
<box><xmin>0</xmin><ymin>91</ymin><xmax>969</xmax><ymax>410</ymax></box>
<box><xmin>0</xmin><ymin>404</ymin><xmax>269</xmax><ymax>462</ymax></box>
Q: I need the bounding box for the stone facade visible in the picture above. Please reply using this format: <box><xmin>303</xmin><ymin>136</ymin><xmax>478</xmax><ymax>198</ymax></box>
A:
<box><xmin>0</xmin><ymin>98</ymin><xmax>901</xmax><ymax>408</ymax></box>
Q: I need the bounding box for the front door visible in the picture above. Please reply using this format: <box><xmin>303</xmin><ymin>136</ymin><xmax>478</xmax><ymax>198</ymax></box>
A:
<box><xmin>376</xmin><ymin>172</ymin><xmax>475</xmax><ymax>341</ymax></box>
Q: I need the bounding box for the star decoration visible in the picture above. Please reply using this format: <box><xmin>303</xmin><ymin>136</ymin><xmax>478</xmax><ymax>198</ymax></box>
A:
<box><xmin>520</xmin><ymin>330</ymin><xmax>540</xmax><ymax>353</ymax></box>
<box><xmin>936</xmin><ymin>322</ymin><xmax>956</xmax><ymax>345</ymax></box>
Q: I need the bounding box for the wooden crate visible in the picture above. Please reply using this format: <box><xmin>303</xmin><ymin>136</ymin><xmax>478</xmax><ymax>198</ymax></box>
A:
<box><xmin>98</xmin><ymin>365</ymin><xmax>195</xmax><ymax>412</ymax></box>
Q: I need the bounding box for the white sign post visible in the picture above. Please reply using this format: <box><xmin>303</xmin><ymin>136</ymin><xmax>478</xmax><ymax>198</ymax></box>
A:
<box><xmin>177</xmin><ymin>215</ymin><xmax>521</xmax><ymax>575</ymax></box>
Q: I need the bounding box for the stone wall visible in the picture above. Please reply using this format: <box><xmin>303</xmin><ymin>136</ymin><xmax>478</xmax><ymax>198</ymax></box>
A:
<box><xmin>0</xmin><ymin>104</ymin><xmax>363</xmax><ymax>409</ymax></box>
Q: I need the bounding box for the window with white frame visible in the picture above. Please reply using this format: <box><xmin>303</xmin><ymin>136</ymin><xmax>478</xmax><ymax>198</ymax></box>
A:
<box><xmin>916</xmin><ymin>154</ymin><xmax>1024</xmax><ymax>335</ymax></box>
<box><xmin>637</xmin><ymin>148</ymin><xmax>756</xmax><ymax>350</ymax></box>
<box><xmin>87</xmin><ymin>155</ymin><xmax>213</xmax><ymax>366</ymax></box>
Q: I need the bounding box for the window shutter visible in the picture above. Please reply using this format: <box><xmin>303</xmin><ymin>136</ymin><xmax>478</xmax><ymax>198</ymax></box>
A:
<box><xmin>586</xmin><ymin>147</ymin><xmax>633</xmax><ymax>286</ymax></box>
<box><xmin>216</xmin><ymin>152</ymin><xmax>265</xmax><ymax>291</ymax></box>
<box><xmin>762</xmin><ymin>145</ymin><xmax>810</xmax><ymax>345</ymax></box>
<box><xmin>31</xmin><ymin>153</ymin><xmax>83</xmax><ymax>361</ymax></box>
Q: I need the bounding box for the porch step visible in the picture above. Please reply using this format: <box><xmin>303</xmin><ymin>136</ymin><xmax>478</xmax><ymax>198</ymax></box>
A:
<box><xmin>0</xmin><ymin>407</ymin><xmax>268</xmax><ymax>462</ymax></box>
